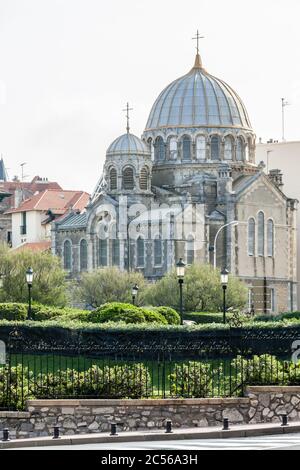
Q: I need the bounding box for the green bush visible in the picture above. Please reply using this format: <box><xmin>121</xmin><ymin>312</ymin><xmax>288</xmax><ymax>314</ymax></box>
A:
<box><xmin>88</xmin><ymin>302</ymin><xmax>168</xmax><ymax>325</ymax></box>
<box><xmin>152</xmin><ymin>307</ymin><xmax>180</xmax><ymax>325</ymax></box>
<box><xmin>229</xmin><ymin>355</ymin><xmax>300</xmax><ymax>386</ymax></box>
<box><xmin>169</xmin><ymin>362</ymin><xmax>223</xmax><ymax>398</ymax></box>
<box><xmin>0</xmin><ymin>363</ymin><xmax>150</xmax><ymax>410</ymax></box>
<box><xmin>0</xmin><ymin>303</ymin><xmax>28</xmax><ymax>321</ymax></box>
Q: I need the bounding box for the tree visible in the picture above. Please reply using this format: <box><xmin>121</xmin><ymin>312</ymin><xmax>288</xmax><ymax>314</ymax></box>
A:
<box><xmin>0</xmin><ymin>244</ymin><xmax>67</xmax><ymax>306</ymax></box>
<box><xmin>77</xmin><ymin>267</ymin><xmax>146</xmax><ymax>308</ymax></box>
<box><xmin>145</xmin><ymin>263</ymin><xmax>247</xmax><ymax>312</ymax></box>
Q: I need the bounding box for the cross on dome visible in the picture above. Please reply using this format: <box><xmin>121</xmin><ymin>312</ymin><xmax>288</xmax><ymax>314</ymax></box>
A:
<box><xmin>192</xmin><ymin>30</ymin><xmax>204</xmax><ymax>68</ymax></box>
<box><xmin>123</xmin><ymin>102</ymin><xmax>133</xmax><ymax>134</ymax></box>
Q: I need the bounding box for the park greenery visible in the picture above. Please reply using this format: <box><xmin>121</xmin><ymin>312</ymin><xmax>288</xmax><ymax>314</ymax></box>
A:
<box><xmin>1</xmin><ymin>245</ymin><xmax>300</xmax><ymax>330</ymax></box>
<box><xmin>0</xmin><ymin>244</ymin><xmax>67</xmax><ymax>306</ymax></box>
<box><xmin>2</xmin><ymin>354</ymin><xmax>300</xmax><ymax>410</ymax></box>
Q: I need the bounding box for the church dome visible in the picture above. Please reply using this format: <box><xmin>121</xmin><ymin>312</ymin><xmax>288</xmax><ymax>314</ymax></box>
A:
<box><xmin>107</xmin><ymin>133</ymin><xmax>150</xmax><ymax>157</ymax></box>
<box><xmin>145</xmin><ymin>55</ymin><xmax>252</xmax><ymax>132</ymax></box>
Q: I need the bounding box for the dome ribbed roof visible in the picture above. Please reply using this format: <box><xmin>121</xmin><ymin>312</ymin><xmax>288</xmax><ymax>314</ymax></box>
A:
<box><xmin>145</xmin><ymin>55</ymin><xmax>252</xmax><ymax>131</ymax></box>
<box><xmin>107</xmin><ymin>133</ymin><xmax>150</xmax><ymax>156</ymax></box>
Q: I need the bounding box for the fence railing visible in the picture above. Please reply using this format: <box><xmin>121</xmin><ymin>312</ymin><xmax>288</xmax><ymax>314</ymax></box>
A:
<box><xmin>0</xmin><ymin>350</ymin><xmax>299</xmax><ymax>410</ymax></box>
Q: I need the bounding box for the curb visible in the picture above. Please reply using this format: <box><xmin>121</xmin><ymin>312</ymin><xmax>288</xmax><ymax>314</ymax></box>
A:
<box><xmin>1</xmin><ymin>422</ymin><xmax>300</xmax><ymax>449</ymax></box>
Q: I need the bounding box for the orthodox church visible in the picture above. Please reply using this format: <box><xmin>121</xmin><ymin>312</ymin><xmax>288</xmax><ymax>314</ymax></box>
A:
<box><xmin>52</xmin><ymin>43</ymin><xmax>298</xmax><ymax>314</ymax></box>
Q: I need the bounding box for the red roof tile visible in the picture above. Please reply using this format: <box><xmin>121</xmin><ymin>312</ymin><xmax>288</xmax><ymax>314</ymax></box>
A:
<box><xmin>6</xmin><ymin>190</ymin><xmax>90</xmax><ymax>214</ymax></box>
<box><xmin>12</xmin><ymin>241</ymin><xmax>51</xmax><ymax>253</ymax></box>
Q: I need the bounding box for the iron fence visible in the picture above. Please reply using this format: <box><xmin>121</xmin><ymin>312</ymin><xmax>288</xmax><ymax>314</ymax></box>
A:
<box><xmin>1</xmin><ymin>350</ymin><xmax>300</xmax><ymax>410</ymax></box>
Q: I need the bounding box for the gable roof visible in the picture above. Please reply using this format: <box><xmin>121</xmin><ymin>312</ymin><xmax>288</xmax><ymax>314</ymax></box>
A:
<box><xmin>56</xmin><ymin>211</ymin><xmax>87</xmax><ymax>230</ymax></box>
<box><xmin>233</xmin><ymin>172</ymin><xmax>288</xmax><ymax>202</ymax></box>
<box><xmin>6</xmin><ymin>190</ymin><xmax>90</xmax><ymax>215</ymax></box>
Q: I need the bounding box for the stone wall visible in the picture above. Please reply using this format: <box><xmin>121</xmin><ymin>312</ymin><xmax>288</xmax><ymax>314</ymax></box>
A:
<box><xmin>247</xmin><ymin>386</ymin><xmax>300</xmax><ymax>423</ymax></box>
<box><xmin>1</xmin><ymin>387</ymin><xmax>300</xmax><ymax>439</ymax></box>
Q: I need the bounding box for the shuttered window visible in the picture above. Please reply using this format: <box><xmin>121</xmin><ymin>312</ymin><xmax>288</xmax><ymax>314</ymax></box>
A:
<box><xmin>80</xmin><ymin>239</ymin><xmax>88</xmax><ymax>271</ymax></box>
<box><xmin>122</xmin><ymin>167</ymin><xmax>134</xmax><ymax>190</ymax></box>
<box><xmin>140</xmin><ymin>167</ymin><xmax>148</xmax><ymax>190</ymax></box>
<box><xmin>109</xmin><ymin>168</ymin><xmax>117</xmax><ymax>190</ymax></box>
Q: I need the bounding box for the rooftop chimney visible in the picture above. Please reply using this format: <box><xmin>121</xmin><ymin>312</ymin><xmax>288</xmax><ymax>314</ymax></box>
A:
<box><xmin>268</xmin><ymin>169</ymin><xmax>283</xmax><ymax>189</ymax></box>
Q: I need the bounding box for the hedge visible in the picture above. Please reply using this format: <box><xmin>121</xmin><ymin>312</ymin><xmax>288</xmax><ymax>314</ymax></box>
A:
<box><xmin>0</xmin><ymin>302</ymin><xmax>178</xmax><ymax>326</ymax></box>
<box><xmin>1</xmin><ymin>320</ymin><xmax>300</xmax><ymax>357</ymax></box>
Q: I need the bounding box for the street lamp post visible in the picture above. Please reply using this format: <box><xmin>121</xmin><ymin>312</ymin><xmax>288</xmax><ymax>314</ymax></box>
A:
<box><xmin>26</xmin><ymin>268</ymin><xmax>34</xmax><ymax>320</ymax></box>
<box><xmin>131</xmin><ymin>284</ymin><xmax>139</xmax><ymax>306</ymax></box>
<box><xmin>213</xmin><ymin>221</ymin><xmax>239</xmax><ymax>270</ymax></box>
<box><xmin>221</xmin><ymin>268</ymin><xmax>229</xmax><ymax>324</ymax></box>
<box><xmin>176</xmin><ymin>258</ymin><xmax>186</xmax><ymax>326</ymax></box>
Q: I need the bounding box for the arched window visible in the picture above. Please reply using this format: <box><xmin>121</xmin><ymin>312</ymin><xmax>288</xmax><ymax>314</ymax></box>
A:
<box><xmin>224</xmin><ymin>136</ymin><xmax>233</xmax><ymax>160</ymax></box>
<box><xmin>211</xmin><ymin>136</ymin><xmax>220</xmax><ymax>160</ymax></box>
<box><xmin>112</xmin><ymin>239</ymin><xmax>120</xmax><ymax>266</ymax></box>
<box><xmin>98</xmin><ymin>239</ymin><xmax>108</xmax><ymax>266</ymax></box>
<box><xmin>182</xmin><ymin>136</ymin><xmax>191</xmax><ymax>160</ymax></box>
<box><xmin>155</xmin><ymin>137</ymin><xmax>165</xmax><ymax>161</ymax></box>
<box><xmin>169</xmin><ymin>137</ymin><xmax>178</xmax><ymax>159</ymax></box>
<box><xmin>140</xmin><ymin>167</ymin><xmax>148</xmax><ymax>190</ymax></box>
<box><xmin>196</xmin><ymin>136</ymin><xmax>206</xmax><ymax>160</ymax></box>
<box><xmin>137</xmin><ymin>237</ymin><xmax>145</xmax><ymax>267</ymax></box>
<box><xmin>63</xmin><ymin>240</ymin><xmax>72</xmax><ymax>271</ymax></box>
<box><xmin>236</xmin><ymin>137</ymin><xmax>244</xmax><ymax>161</ymax></box>
<box><xmin>80</xmin><ymin>239</ymin><xmax>88</xmax><ymax>271</ymax></box>
<box><xmin>109</xmin><ymin>168</ymin><xmax>117</xmax><ymax>191</ymax></box>
<box><xmin>186</xmin><ymin>236</ymin><xmax>195</xmax><ymax>265</ymax></box>
<box><xmin>122</xmin><ymin>167</ymin><xmax>134</xmax><ymax>190</ymax></box>
<box><xmin>248</xmin><ymin>218</ymin><xmax>255</xmax><ymax>256</ymax></box>
<box><xmin>245</xmin><ymin>143</ymin><xmax>250</xmax><ymax>162</ymax></box>
<box><xmin>148</xmin><ymin>138</ymin><xmax>154</xmax><ymax>161</ymax></box>
<box><xmin>258</xmin><ymin>212</ymin><xmax>265</xmax><ymax>257</ymax></box>
<box><xmin>154</xmin><ymin>236</ymin><xmax>162</xmax><ymax>266</ymax></box>
<box><xmin>267</xmin><ymin>219</ymin><xmax>274</xmax><ymax>257</ymax></box>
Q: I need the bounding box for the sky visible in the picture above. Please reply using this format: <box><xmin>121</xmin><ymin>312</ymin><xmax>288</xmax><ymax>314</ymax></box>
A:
<box><xmin>0</xmin><ymin>0</ymin><xmax>300</xmax><ymax>192</ymax></box>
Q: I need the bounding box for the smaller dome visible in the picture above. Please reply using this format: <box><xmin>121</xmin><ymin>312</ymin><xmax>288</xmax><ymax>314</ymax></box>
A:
<box><xmin>107</xmin><ymin>133</ymin><xmax>150</xmax><ymax>157</ymax></box>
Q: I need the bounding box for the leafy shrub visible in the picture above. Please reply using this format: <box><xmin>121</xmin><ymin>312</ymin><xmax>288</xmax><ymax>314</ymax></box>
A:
<box><xmin>230</xmin><ymin>355</ymin><xmax>293</xmax><ymax>386</ymax></box>
<box><xmin>87</xmin><ymin>302</ymin><xmax>168</xmax><ymax>325</ymax></box>
<box><xmin>0</xmin><ymin>363</ymin><xmax>150</xmax><ymax>410</ymax></box>
<box><xmin>0</xmin><ymin>303</ymin><xmax>28</xmax><ymax>321</ymax></box>
<box><xmin>152</xmin><ymin>307</ymin><xmax>180</xmax><ymax>325</ymax></box>
<box><xmin>169</xmin><ymin>362</ymin><xmax>222</xmax><ymax>398</ymax></box>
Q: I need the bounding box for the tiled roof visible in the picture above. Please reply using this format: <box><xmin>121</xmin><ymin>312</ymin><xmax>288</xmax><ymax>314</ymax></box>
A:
<box><xmin>12</xmin><ymin>241</ymin><xmax>51</xmax><ymax>253</ymax></box>
<box><xmin>0</xmin><ymin>176</ymin><xmax>62</xmax><ymax>210</ymax></box>
<box><xmin>6</xmin><ymin>190</ymin><xmax>90</xmax><ymax>214</ymax></box>
<box><xmin>56</xmin><ymin>212</ymin><xmax>87</xmax><ymax>229</ymax></box>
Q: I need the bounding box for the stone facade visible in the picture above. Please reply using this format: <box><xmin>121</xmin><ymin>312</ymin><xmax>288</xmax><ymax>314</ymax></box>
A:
<box><xmin>51</xmin><ymin>51</ymin><xmax>298</xmax><ymax>314</ymax></box>
<box><xmin>1</xmin><ymin>387</ymin><xmax>300</xmax><ymax>439</ymax></box>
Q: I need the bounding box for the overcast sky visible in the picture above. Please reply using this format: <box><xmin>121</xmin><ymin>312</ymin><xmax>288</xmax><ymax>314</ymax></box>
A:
<box><xmin>0</xmin><ymin>0</ymin><xmax>300</xmax><ymax>192</ymax></box>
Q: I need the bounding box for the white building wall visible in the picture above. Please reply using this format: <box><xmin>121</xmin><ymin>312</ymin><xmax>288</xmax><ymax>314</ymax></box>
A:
<box><xmin>11</xmin><ymin>211</ymin><xmax>50</xmax><ymax>248</ymax></box>
<box><xmin>256</xmin><ymin>141</ymin><xmax>300</xmax><ymax>309</ymax></box>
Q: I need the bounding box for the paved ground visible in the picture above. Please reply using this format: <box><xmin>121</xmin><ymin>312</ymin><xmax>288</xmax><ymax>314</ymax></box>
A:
<box><xmin>18</xmin><ymin>433</ymin><xmax>300</xmax><ymax>450</ymax></box>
